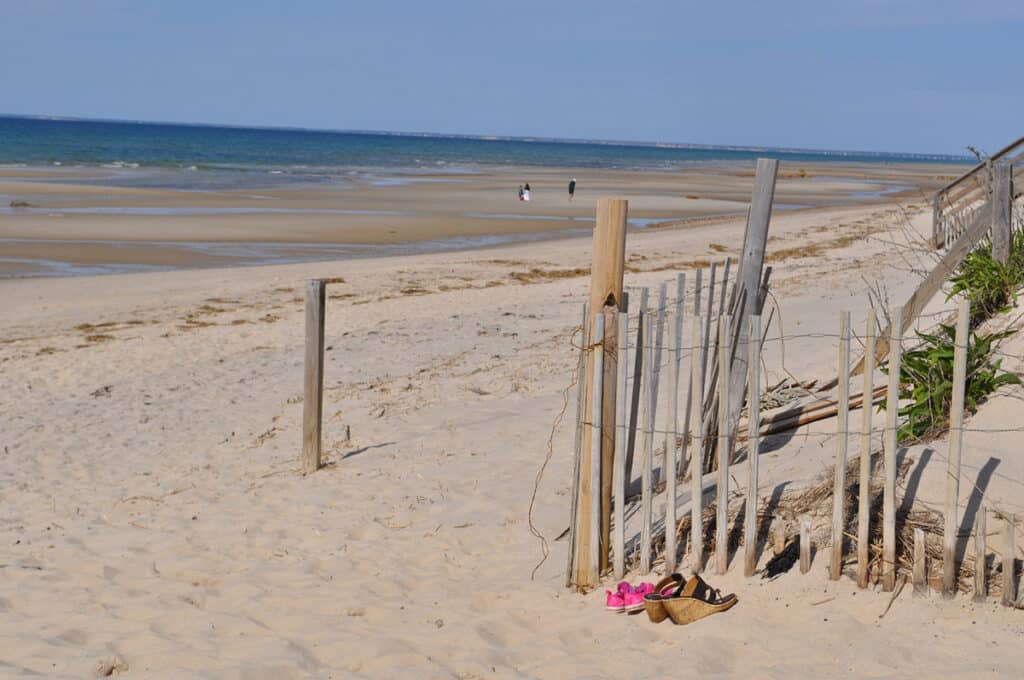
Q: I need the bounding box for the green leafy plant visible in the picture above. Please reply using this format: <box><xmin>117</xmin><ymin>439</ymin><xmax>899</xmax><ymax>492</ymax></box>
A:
<box><xmin>881</xmin><ymin>324</ymin><xmax>1020</xmax><ymax>443</ymax></box>
<box><xmin>948</xmin><ymin>229</ymin><xmax>1024</xmax><ymax>326</ymax></box>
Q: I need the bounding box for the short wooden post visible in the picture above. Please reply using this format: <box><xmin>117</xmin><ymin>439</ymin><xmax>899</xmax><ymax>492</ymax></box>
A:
<box><xmin>575</xmin><ymin>199</ymin><xmax>628</xmax><ymax>588</ymax></box>
<box><xmin>1002</xmin><ymin>514</ymin><xmax>1016</xmax><ymax>607</ymax></box>
<box><xmin>640</xmin><ymin>316</ymin><xmax>655</xmax><ymax>574</ymax></box>
<box><xmin>831</xmin><ymin>311</ymin><xmax>851</xmax><ymax>581</ymax></box>
<box><xmin>857</xmin><ymin>315</ymin><xmax>876</xmax><ymax>589</ymax></box>
<box><xmin>944</xmin><ymin>299</ymin><xmax>970</xmax><ymax>597</ymax></box>
<box><xmin>716</xmin><ymin>314</ymin><xmax>732</xmax><ymax>575</ymax></box>
<box><xmin>587</xmin><ymin>315</ymin><xmax>606</xmax><ymax>586</ymax></box>
<box><xmin>883</xmin><ymin>307</ymin><xmax>903</xmax><ymax>592</ymax></box>
<box><xmin>565</xmin><ymin>302</ymin><xmax>589</xmax><ymax>586</ymax></box>
<box><xmin>910</xmin><ymin>529</ymin><xmax>926</xmax><ymax>598</ymax></box>
<box><xmin>744</xmin><ymin>315</ymin><xmax>761</xmax><ymax>577</ymax></box>
<box><xmin>664</xmin><ymin>307</ymin><xmax>680</xmax><ymax>573</ymax></box>
<box><xmin>800</xmin><ymin>517</ymin><xmax>812</xmax><ymax>574</ymax></box>
<box><xmin>689</xmin><ymin>316</ymin><xmax>705</xmax><ymax>572</ymax></box>
<box><xmin>992</xmin><ymin>161</ymin><xmax>1012</xmax><ymax>264</ymax></box>
<box><xmin>612</xmin><ymin>311</ymin><xmax>629</xmax><ymax>580</ymax></box>
<box><xmin>302</xmin><ymin>279</ymin><xmax>326</xmax><ymax>475</ymax></box>
<box><xmin>974</xmin><ymin>507</ymin><xmax>987</xmax><ymax>602</ymax></box>
<box><xmin>773</xmin><ymin>522</ymin><xmax>787</xmax><ymax>556</ymax></box>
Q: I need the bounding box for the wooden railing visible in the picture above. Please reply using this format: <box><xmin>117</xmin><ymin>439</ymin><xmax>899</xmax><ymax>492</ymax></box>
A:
<box><xmin>933</xmin><ymin>135</ymin><xmax>1024</xmax><ymax>249</ymax></box>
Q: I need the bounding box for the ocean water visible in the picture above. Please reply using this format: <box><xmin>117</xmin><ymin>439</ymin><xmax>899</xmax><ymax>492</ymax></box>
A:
<box><xmin>0</xmin><ymin>115</ymin><xmax>967</xmax><ymax>190</ymax></box>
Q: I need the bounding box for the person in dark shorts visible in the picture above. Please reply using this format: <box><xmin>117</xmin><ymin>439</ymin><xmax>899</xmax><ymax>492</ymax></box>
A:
<box><xmin>568</xmin><ymin>177</ymin><xmax>576</xmax><ymax>202</ymax></box>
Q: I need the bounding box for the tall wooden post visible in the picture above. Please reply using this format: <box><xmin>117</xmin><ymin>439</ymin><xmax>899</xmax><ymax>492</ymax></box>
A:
<box><xmin>744</xmin><ymin>315</ymin><xmax>761</xmax><ymax>577</ymax></box>
<box><xmin>575</xmin><ymin>199</ymin><xmax>628</xmax><ymax>588</ymax></box>
<box><xmin>944</xmin><ymin>300</ymin><xmax>970</xmax><ymax>597</ymax></box>
<box><xmin>716</xmin><ymin>315</ymin><xmax>732</xmax><ymax>575</ymax></box>
<box><xmin>302</xmin><ymin>279</ymin><xmax>326</xmax><ymax>474</ymax></box>
<box><xmin>831</xmin><ymin>311</ymin><xmax>851</xmax><ymax>581</ymax></box>
<box><xmin>883</xmin><ymin>307</ymin><xmax>903</xmax><ymax>592</ymax></box>
<box><xmin>728</xmin><ymin>159</ymin><xmax>779</xmax><ymax>432</ymax></box>
<box><xmin>856</xmin><ymin>315</ymin><xmax>876</xmax><ymax>589</ymax></box>
<box><xmin>664</xmin><ymin>308</ymin><xmax>680</xmax><ymax>573</ymax></box>
<box><xmin>992</xmin><ymin>162</ymin><xmax>1012</xmax><ymax>264</ymax></box>
<box><xmin>690</xmin><ymin>316</ymin><xmax>706</xmax><ymax>572</ymax></box>
<box><xmin>612</xmin><ymin>312</ymin><xmax>629</xmax><ymax>580</ymax></box>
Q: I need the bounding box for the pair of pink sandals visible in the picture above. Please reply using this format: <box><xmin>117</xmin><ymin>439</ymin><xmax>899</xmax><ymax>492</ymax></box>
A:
<box><xmin>605</xmin><ymin>581</ymin><xmax>666</xmax><ymax>613</ymax></box>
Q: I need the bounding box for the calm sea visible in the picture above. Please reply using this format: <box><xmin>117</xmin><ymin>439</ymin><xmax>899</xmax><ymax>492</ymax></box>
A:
<box><xmin>0</xmin><ymin>115</ymin><xmax>967</xmax><ymax>190</ymax></box>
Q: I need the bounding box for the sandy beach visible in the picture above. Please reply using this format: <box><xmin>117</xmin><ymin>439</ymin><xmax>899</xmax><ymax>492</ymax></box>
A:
<box><xmin>0</xmin><ymin>162</ymin><xmax>957</xmax><ymax>278</ymax></box>
<box><xmin>3</xmin><ymin>170</ymin><xmax>1024</xmax><ymax>678</ymax></box>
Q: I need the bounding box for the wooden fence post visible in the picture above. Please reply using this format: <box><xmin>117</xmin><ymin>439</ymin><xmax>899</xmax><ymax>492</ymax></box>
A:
<box><xmin>728</xmin><ymin>158</ymin><xmax>779</xmax><ymax>438</ymax></box>
<box><xmin>716</xmin><ymin>314</ymin><xmax>732</xmax><ymax>575</ymax></box>
<box><xmin>857</xmin><ymin>314</ymin><xmax>876</xmax><ymax>589</ymax></box>
<box><xmin>625</xmin><ymin>288</ymin><xmax>648</xmax><ymax>485</ymax></box>
<box><xmin>612</xmin><ymin>311</ymin><xmax>629</xmax><ymax>580</ymax></box>
<box><xmin>640</xmin><ymin>312</ymin><xmax>655</xmax><ymax>575</ymax></box>
<box><xmin>302</xmin><ymin>279</ymin><xmax>326</xmax><ymax>475</ymax></box>
<box><xmin>744</xmin><ymin>314</ymin><xmax>761</xmax><ymax>577</ymax></box>
<box><xmin>944</xmin><ymin>299</ymin><xmax>970</xmax><ymax>597</ymax></box>
<box><xmin>883</xmin><ymin>307</ymin><xmax>903</xmax><ymax>592</ymax></box>
<box><xmin>1003</xmin><ymin>514</ymin><xmax>1016</xmax><ymax>606</ymax></box>
<box><xmin>575</xmin><ymin>199</ymin><xmax>627</xmax><ymax>588</ymax></box>
<box><xmin>992</xmin><ymin>161</ymin><xmax>1012</xmax><ymax>264</ymax></box>
<box><xmin>974</xmin><ymin>507</ymin><xmax>987</xmax><ymax>602</ymax></box>
<box><xmin>690</xmin><ymin>316</ymin><xmax>705</xmax><ymax>572</ymax></box>
<box><xmin>665</xmin><ymin>307</ymin><xmax>680</xmax><ymax>574</ymax></box>
<box><xmin>565</xmin><ymin>302</ymin><xmax>589</xmax><ymax>586</ymax></box>
<box><xmin>913</xmin><ymin>528</ymin><xmax>927</xmax><ymax>597</ymax></box>
<box><xmin>831</xmin><ymin>311</ymin><xmax>851</xmax><ymax>581</ymax></box>
<box><xmin>587</xmin><ymin>314</ymin><xmax>605</xmax><ymax>587</ymax></box>
<box><xmin>800</xmin><ymin>517</ymin><xmax>812</xmax><ymax>574</ymax></box>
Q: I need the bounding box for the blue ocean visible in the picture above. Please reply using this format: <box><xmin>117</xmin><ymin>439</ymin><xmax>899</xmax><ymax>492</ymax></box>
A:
<box><xmin>0</xmin><ymin>115</ymin><xmax>967</xmax><ymax>189</ymax></box>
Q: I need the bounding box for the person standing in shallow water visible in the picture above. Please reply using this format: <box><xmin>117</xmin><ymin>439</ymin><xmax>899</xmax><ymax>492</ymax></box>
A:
<box><xmin>568</xmin><ymin>177</ymin><xmax>576</xmax><ymax>202</ymax></box>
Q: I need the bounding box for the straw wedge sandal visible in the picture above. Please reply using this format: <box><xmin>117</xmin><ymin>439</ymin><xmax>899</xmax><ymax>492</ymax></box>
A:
<box><xmin>642</xmin><ymin>573</ymin><xmax>698</xmax><ymax>623</ymax></box>
<box><xmin>662</xmin><ymin>576</ymin><xmax>737</xmax><ymax>625</ymax></box>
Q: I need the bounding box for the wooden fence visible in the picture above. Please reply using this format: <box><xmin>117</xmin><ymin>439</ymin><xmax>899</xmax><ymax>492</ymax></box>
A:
<box><xmin>567</xmin><ymin>289</ymin><xmax>1024</xmax><ymax>605</ymax></box>
<box><xmin>933</xmin><ymin>135</ymin><xmax>1024</xmax><ymax>254</ymax></box>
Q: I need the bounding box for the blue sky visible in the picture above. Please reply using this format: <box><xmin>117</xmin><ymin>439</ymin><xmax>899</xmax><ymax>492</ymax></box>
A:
<box><xmin>0</xmin><ymin>1</ymin><xmax>1021</xmax><ymax>155</ymax></box>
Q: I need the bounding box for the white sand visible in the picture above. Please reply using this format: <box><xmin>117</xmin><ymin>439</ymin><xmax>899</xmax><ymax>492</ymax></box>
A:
<box><xmin>2</xmin><ymin>199</ymin><xmax>1023</xmax><ymax>678</ymax></box>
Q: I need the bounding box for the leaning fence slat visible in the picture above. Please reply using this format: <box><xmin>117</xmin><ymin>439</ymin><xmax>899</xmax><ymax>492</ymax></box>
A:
<box><xmin>831</xmin><ymin>311</ymin><xmax>851</xmax><ymax>581</ymax></box>
<box><xmin>664</xmin><ymin>307</ymin><xmax>680</xmax><ymax>573</ymax></box>
<box><xmin>883</xmin><ymin>307</ymin><xmax>903</xmax><ymax>592</ymax></box>
<box><xmin>690</xmin><ymin>316</ymin><xmax>705</xmax><ymax>572</ymax></box>
<box><xmin>640</xmin><ymin>315</ymin><xmax>655</xmax><ymax>574</ymax></box>
<box><xmin>612</xmin><ymin>311</ymin><xmax>628</xmax><ymax>580</ymax></box>
<box><xmin>565</xmin><ymin>302</ymin><xmax>589</xmax><ymax>586</ymax></box>
<box><xmin>944</xmin><ymin>299</ymin><xmax>970</xmax><ymax>597</ymax></box>
<box><xmin>624</xmin><ymin>289</ymin><xmax>649</xmax><ymax>486</ymax></box>
<box><xmin>302</xmin><ymin>279</ymin><xmax>327</xmax><ymax>475</ymax></box>
<box><xmin>913</xmin><ymin>528</ymin><xmax>927</xmax><ymax>597</ymax></box>
<box><xmin>857</xmin><ymin>315</ymin><xmax>875</xmax><ymax>589</ymax></box>
<box><xmin>973</xmin><ymin>507</ymin><xmax>987</xmax><ymax>602</ymax></box>
<box><xmin>1003</xmin><ymin>514</ymin><xmax>1016</xmax><ymax>607</ymax></box>
<box><xmin>650</xmin><ymin>284</ymin><xmax>669</xmax><ymax>470</ymax></box>
<box><xmin>702</xmin><ymin>264</ymin><xmax>717</xmax><ymax>387</ymax></box>
<box><xmin>744</xmin><ymin>315</ymin><xmax>762</xmax><ymax>577</ymax></box>
<box><xmin>587</xmin><ymin>314</ymin><xmax>605</xmax><ymax>587</ymax></box>
<box><xmin>716</xmin><ymin>314</ymin><xmax>732</xmax><ymax>575</ymax></box>
<box><xmin>672</xmin><ymin>273</ymin><xmax>686</xmax><ymax>479</ymax></box>
<box><xmin>992</xmin><ymin>161</ymin><xmax>1012</xmax><ymax>264</ymax></box>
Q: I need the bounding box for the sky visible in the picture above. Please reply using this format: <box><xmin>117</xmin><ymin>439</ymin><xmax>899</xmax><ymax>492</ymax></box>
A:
<box><xmin>0</xmin><ymin>1</ymin><xmax>1021</xmax><ymax>156</ymax></box>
